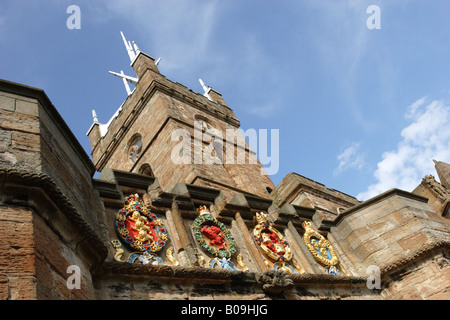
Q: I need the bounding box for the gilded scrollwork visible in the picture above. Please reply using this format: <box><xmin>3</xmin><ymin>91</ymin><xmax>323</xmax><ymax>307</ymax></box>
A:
<box><xmin>195</xmin><ymin>249</ymin><xmax>206</xmax><ymax>268</ymax></box>
<box><xmin>166</xmin><ymin>246</ymin><xmax>179</xmax><ymax>266</ymax></box>
<box><xmin>237</xmin><ymin>253</ymin><xmax>249</xmax><ymax>271</ymax></box>
<box><xmin>302</xmin><ymin>220</ymin><xmax>347</xmax><ymax>275</ymax></box>
<box><xmin>111</xmin><ymin>240</ymin><xmax>124</xmax><ymax>262</ymax></box>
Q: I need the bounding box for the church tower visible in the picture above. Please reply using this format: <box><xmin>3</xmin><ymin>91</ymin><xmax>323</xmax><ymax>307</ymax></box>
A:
<box><xmin>87</xmin><ymin>32</ymin><xmax>274</xmax><ymax>200</ymax></box>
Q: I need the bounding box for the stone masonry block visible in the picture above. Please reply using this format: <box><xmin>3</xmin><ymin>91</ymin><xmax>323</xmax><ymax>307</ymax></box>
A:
<box><xmin>0</xmin><ymin>247</ymin><xmax>36</xmax><ymax>277</ymax></box>
<box><xmin>15</xmin><ymin>100</ymin><xmax>39</xmax><ymax>116</ymax></box>
<box><xmin>0</xmin><ymin>276</ymin><xmax>8</xmax><ymax>300</ymax></box>
<box><xmin>8</xmin><ymin>277</ymin><xmax>37</xmax><ymax>300</ymax></box>
<box><xmin>0</xmin><ymin>129</ymin><xmax>12</xmax><ymax>149</ymax></box>
<box><xmin>11</xmin><ymin>131</ymin><xmax>40</xmax><ymax>152</ymax></box>
<box><xmin>0</xmin><ymin>94</ymin><xmax>15</xmax><ymax>111</ymax></box>
<box><xmin>397</xmin><ymin>231</ymin><xmax>429</xmax><ymax>252</ymax></box>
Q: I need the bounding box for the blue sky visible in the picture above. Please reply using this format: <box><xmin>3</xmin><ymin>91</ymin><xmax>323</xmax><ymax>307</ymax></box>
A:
<box><xmin>1</xmin><ymin>0</ymin><xmax>450</xmax><ymax>200</ymax></box>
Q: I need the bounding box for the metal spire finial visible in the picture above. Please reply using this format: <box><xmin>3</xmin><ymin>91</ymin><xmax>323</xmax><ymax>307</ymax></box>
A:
<box><xmin>108</xmin><ymin>70</ymin><xmax>138</xmax><ymax>96</ymax></box>
<box><xmin>92</xmin><ymin>109</ymin><xmax>99</xmax><ymax>123</ymax></box>
<box><xmin>199</xmin><ymin>78</ymin><xmax>212</xmax><ymax>101</ymax></box>
<box><xmin>121</xmin><ymin>31</ymin><xmax>139</xmax><ymax>62</ymax></box>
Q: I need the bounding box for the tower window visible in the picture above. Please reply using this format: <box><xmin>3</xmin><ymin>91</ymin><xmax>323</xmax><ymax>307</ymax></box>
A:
<box><xmin>128</xmin><ymin>134</ymin><xmax>142</xmax><ymax>164</ymax></box>
<box><xmin>138</xmin><ymin>163</ymin><xmax>154</xmax><ymax>176</ymax></box>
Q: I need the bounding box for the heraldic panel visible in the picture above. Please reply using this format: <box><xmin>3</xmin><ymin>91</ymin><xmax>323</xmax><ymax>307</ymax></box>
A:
<box><xmin>253</xmin><ymin>212</ymin><xmax>304</xmax><ymax>274</ymax></box>
<box><xmin>302</xmin><ymin>221</ymin><xmax>347</xmax><ymax>275</ymax></box>
<box><xmin>109</xmin><ymin>194</ymin><xmax>349</xmax><ymax>276</ymax></box>
<box><xmin>192</xmin><ymin>206</ymin><xmax>248</xmax><ymax>271</ymax></box>
<box><xmin>111</xmin><ymin>194</ymin><xmax>179</xmax><ymax>266</ymax></box>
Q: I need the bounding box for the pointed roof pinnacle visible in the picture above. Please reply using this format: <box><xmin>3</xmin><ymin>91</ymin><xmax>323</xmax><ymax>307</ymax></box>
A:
<box><xmin>121</xmin><ymin>31</ymin><xmax>138</xmax><ymax>63</ymax></box>
<box><xmin>120</xmin><ymin>31</ymin><xmax>161</xmax><ymax>67</ymax></box>
<box><xmin>92</xmin><ymin>109</ymin><xmax>99</xmax><ymax>123</ymax></box>
<box><xmin>434</xmin><ymin>159</ymin><xmax>450</xmax><ymax>189</ymax></box>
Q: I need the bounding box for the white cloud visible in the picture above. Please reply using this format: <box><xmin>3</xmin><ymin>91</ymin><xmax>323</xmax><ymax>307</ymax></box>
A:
<box><xmin>334</xmin><ymin>142</ymin><xmax>367</xmax><ymax>176</ymax></box>
<box><xmin>405</xmin><ymin>96</ymin><xmax>427</xmax><ymax>119</ymax></box>
<box><xmin>357</xmin><ymin>97</ymin><xmax>450</xmax><ymax>200</ymax></box>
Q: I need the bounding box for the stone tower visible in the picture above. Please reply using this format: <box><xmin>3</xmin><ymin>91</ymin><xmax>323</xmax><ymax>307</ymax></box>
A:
<box><xmin>87</xmin><ymin>33</ymin><xmax>274</xmax><ymax>200</ymax></box>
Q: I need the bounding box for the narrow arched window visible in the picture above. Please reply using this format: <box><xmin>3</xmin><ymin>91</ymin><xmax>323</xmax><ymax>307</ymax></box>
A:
<box><xmin>128</xmin><ymin>134</ymin><xmax>142</xmax><ymax>164</ymax></box>
<box><xmin>138</xmin><ymin>163</ymin><xmax>154</xmax><ymax>176</ymax></box>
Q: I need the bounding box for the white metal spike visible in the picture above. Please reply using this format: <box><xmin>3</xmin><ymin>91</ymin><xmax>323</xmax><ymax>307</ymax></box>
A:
<box><xmin>92</xmin><ymin>109</ymin><xmax>99</xmax><ymax>123</ymax></box>
<box><xmin>199</xmin><ymin>78</ymin><xmax>212</xmax><ymax>101</ymax></box>
<box><xmin>120</xmin><ymin>31</ymin><xmax>136</xmax><ymax>62</ymax></box>
<box><xmin>121</xmin><ymin>71</ymin><xmax>132</xmax><ymax>96</ymax></box>
<box><xmin>108</xmin><ymin>70</ymin><xmax>138</xmax><ymax>85</ymax></box>
<box><xmin>109</xmin><ymin>70</ymin><xmax>139</xmax><ymax>96</ymax></box>
<box><xmin>132</xmin><ymin>41</ymin><xmax>140</xmax><ymax>54</ymax></box>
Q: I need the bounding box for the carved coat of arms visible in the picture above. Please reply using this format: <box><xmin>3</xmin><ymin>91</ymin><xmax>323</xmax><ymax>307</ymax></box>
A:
<box><xmin>302</xmin><ymin>221</ymin><xmax>347</xmax><ymax>275</ymax></box>
<box><xmin>192</xmin><ymin>206</ymin><xmax>247</xmax><ymax>271</ymax></box>
<box><xmin>115</xmin><ymin>194</ymin><xmax>168</xmax><ymax>254</ymax></box>
<box><xmin>253</xmin><ymin>212</ymin><xmax>303</xmax><ymax>273</ymax></box>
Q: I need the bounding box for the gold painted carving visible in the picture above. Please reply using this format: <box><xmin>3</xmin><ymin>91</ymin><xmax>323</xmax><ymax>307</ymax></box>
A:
<box><xmin>195</xmin><ymin>249</ymin><xmax>205</xmax><ymax>268</ymax></box>
<box><xmin>115</xmin><ymin>194</ymin><xmax>168</xmax><ymax>254</ymax></box>
<box><xmin>237</xmin><ymin>253</ymin><xmax>249</xmax><ymax>271</ymax></box>
<box><xmin>111</xmin><ymin>240</ymin><xmax>124</xmax><ymax>262</ymax></box>
<box><xmin>166</xmin><ymin>246</ymin><xmax>179</xmax><ymax>266</ymax></box>
<box><xmin>291</xmin><ymin>258</ymin><xmax>305</xmax><ymax>274</ymax></box>
<box><xmin>253</xmin><ymin>212</ymin><xmax>293</xmax><ymax>262</ymax></box>
<box><xmin>253</xmin><ymin>212</ymin><xmax>304</xmax><ymax>274</ymax></box>
<box><xmin>302</xmin><ymin>221</ymin><xmax>338</xmax><ymax>267</ymax></box>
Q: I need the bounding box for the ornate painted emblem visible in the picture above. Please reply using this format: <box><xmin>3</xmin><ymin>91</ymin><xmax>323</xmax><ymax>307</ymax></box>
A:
<box><xmin>302</xmin><ymin>220</ymin><xmax>346</xmax><ymax>275</ymax></box>
<box><xmin>115</xmin><ymin>194</ymin><xmax>168</xmax><ymax>254</ymax></box>
<box><xmin>254</xmin><ymin>212</ymin><xmax>292</xmax><ymax>262</ymax></box>
<box><xmin>253</xmin><ymin>212</ymin><xmax>303</xmax><ymax>274</ymax></box>
<box><xmin>193</xmin><ymin>206</ymin><xmax>245</xmax><ymax>271</ymax></box>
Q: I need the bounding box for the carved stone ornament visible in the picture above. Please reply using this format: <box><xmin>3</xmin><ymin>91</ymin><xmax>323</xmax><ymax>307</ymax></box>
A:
<box><xmin>302</xmin><ymin>220</ymin><xmax>346</xmax><ymax>275</ymax></box>
<box><xmin>302</xmin><ymin>221</ymin><xmax>338</xmax><ymax>266</ymax></box>
<box><xmin>166</xmin><ymin>247</ymin><xmax>179</xmax><ymax>266</ymax></box>
<box><xmin>115</xmin><ymin>194</ymin><xmax>168</xmax><ymax>254</ymax></box>
<box><xmin>256</xmin><ymin>271</ymin><xmax>294</xmax><ymax>295</ymax></box>
<box><xmin>111</xmin><ymin>240</ymin><xmax>124</xmax><ymax>262</ymax></box>
<box><xmin>253</xmin><ymin>212</ymin><xmax>293</xmax><ymax>262</ymax></box>
<box><xmin>192</xmin><ymin>205</ymin><xmax>237</xmax><ymax>259</ymax></box>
